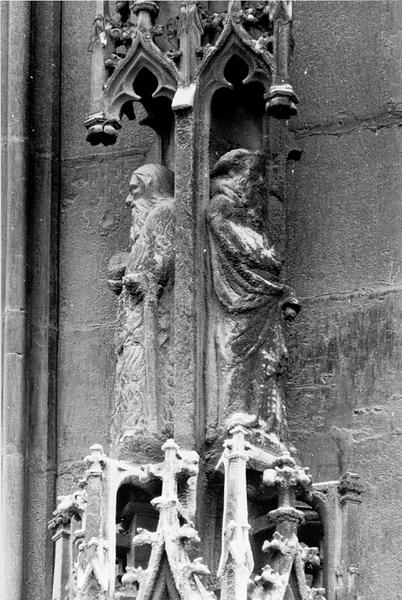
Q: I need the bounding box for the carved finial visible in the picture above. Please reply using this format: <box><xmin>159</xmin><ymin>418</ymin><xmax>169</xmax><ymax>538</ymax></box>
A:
<box><xmin>217</xmin><ymin>423</ymin><xmax>254</xmax><ymax>600</ymax></box>
<box><xmin>338</xmin><ymin>471</ymin><xmax>364</xmax><ymax>503</ymax></box>
<box><xmin>268</xmin><ymin>0</ymin><xmax>292</xmax><ymax>22</ymax></box>
<box><xmin>130</xmin><ymin>0</ymin><xmax>159</xmax><ymax>33</ymax></box>
<box><xmin>265</xmin><ymin>0</ymin><xmax>298</xmax><ymax>118</ymax></box>
<box><xmin>254</xmin><ymin>563</ymin><xmax>282</xmax><ymax>587</ymax></box>
<box><xmin>130</xmin><ymin>0</ymin><xmax>159</xmax><ymax>18</ymax></box>
<box><xmin>263</xmin><ymin>451</ymin><xmax>311</xmax><ymax>504</ymax></box>
<box><xmin>182</xmin><ymin>556</ymin><xmax>211</xmax><ymax>578</ymax></box>
<box><xmin>161</xmin><ymin>438</ymin><xmax>179</xmax><ymax>453</ymax></box>
<box><xmin>84</xmin><ymin>444</ymin><xmax>107</xmax><ymax>478</ymax></box>
<box><xmin>85</xmin><ymin>113</ymin><xmax>121</xmax><ymax>146</ymax></box>
<box><xmin>266</xmin><ymin>84</ymin><xmax>298</xmax><ymax>119</ymax></box>
<box><xmin>149</xmin><ymin>439</ymin><xmax>200</xmax><ymax>510</ymax></box>
<box><xmin>228</xmin><ymin>0</ymin><xmax>242</xmax><ymax>16</ymax></box>
<box><xmin>176</xmin><ymin>0</ymin><xmax>203</xmax><ymax>85</ymax></box>
<box><xmin>255</xmin><ymin>450</ymin><xmax>324</xmax><ymax>600</ymax></box>
<box><xmin>132</xmin><ymin>527</ymin><xmax>159</xmax><ymax>547</ymax></box>
<box><xmin>121</xmin><ymin>565</ymin><xmax>146</xmax><ymax>589</ymax></box>
<box><xmin>261</xmin><ymin>530</ymin><xmax>290</xmax><ymax>555</ymax></box>
<box><xmin>128</xmin><ymin>440</ymin><xmax>212</xmax><ymax>600</ymax></box>
<box><xmin>48</xmin><ymin>488</ymin><xmax>87</xmax><ymax>530</ymax></box>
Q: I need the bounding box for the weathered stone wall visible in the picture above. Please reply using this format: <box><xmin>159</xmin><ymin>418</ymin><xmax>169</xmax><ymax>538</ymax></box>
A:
<box><xmin>285</xmin><ymin>2</ymin><xmax>402</xmax><ymax>597</ymax></box>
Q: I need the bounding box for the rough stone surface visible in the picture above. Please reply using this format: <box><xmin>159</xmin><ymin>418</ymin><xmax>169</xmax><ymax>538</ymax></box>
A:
<box><xmin>284</xmin><ymin>3</ymin><xmax>402</xmax><ymax>598</ymax></box>
<box><xmin>286</xmin><ymin>293</ymin><xmax>402</xmax><ymax>477</ymax></box>
<box><xmin>286</xmin><ymin>127</ymin><xmax>402</xmax><ymax>296</ymax></box>
<box><xmin>290</xmin><ymin>1</ymin><xmax>402</xmax><ymax>129</ymax></box>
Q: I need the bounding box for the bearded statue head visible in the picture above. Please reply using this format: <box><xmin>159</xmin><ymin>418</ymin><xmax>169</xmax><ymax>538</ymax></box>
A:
<box><xmin>125</xmin><ymin>164</ymin><xmax>174</xmax><ymax>208</ymax></box>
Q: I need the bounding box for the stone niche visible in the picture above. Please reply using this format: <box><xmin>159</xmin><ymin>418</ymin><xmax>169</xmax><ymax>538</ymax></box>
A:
<box><xmin>48</xmin><ymin>3</ymin><xmax>364</xmax><ymax>600</ymax></box>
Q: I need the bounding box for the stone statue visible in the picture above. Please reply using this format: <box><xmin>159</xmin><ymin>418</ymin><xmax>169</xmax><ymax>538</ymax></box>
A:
<box><xmin>108</xmin><ymin>164</ymin><xmax>175</xmax><ymax>452</ymax></box>
<box><xmin>206</xmin><ymin>149</ymin><xmax>300</xmax><ymax>438</ymax></box>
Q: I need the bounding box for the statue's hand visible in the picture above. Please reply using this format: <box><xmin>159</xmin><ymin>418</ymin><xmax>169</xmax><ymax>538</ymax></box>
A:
<box><xmin>123</xmin><ymin>272</ymin><xmax>146</xmax><ymax>297</ymax></box>
<box><xmin>259</xmin><ymin>244</ymin><xmax>281</xmax><ymax>270</ymax></box>
<box><xmin>107</xmin><ymin>251</ymin><xmax>129</xmax><ymax>295</ymax></box>
<box><xmin>107</xmin><ymin>279</ymin><xmax>123</xmax><ymax>295</ymax></box>
<box><xmin>281</xmin><ymin>291</ymin><xmax>301</xmax><ymax>321</ymax></box>
<box><xmin>282</xmin><ymin>305</ymin><xmax>298</xmax><ymax>320</ymax></box>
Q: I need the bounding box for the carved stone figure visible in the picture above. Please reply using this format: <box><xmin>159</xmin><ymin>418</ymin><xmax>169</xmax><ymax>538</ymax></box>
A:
<box><xmin>109</xmin><ymin>164</ymin><xmax>175</xmax><ymax>451</ymax></box>
<box><xmin>206</xmin><ymin>149</ymin><xmax>300</xmax><ymax>437</ymax></box>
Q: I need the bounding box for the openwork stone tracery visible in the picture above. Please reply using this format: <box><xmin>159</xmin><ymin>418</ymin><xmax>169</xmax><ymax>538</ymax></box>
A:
<box><xmin>49</xmin><ymin>2</ymin><xmax>363</xmax><ymax>600</ymax></box>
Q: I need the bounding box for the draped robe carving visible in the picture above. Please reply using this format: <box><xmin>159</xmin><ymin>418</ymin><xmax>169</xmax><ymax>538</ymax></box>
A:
<box><xmin>109</xmin><ymin>165</ymin><xmax>175</xmax><ymax>451</ymax></box>
<box><xmin>206</xmin><ymin>149</ymin><xmax>300</xmax><ymax>438</ymax></box>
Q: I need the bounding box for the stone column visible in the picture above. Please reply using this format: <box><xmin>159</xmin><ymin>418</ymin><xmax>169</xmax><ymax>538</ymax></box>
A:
<box><xmin>337</xmin><ymin>473</ymin><xmax>364</xmax><ymax>600</ymax></box>
<box><xmin>1</xmin><ymin>2</ymin><xmax>31</xmax><ymax>599</ymax></box>
<box><xmin>171</xmin><ymin>3</ymin><xmax>204</xmax><ymax>449</ymax></box>
<box><xmin>51</xmin><ymin>523</ymin><xmax>72</xmax><ymax>600</ymax></box>
<box><xmin>75</xmin><ymin>445</ymin><xmax>110</xmax><ymax>600</ymax></box>
<box><xmin>24</xmin><ymin>3</ymin><xmax>62</xmax><ymax>599</ymax></box>
<box><xmin>172</xmin><ymin>107</ymin><xmax>200</xmax><ymax>447</ymax></box>
<box><xmin>218</xmin><ymin>424</ymin><xmax>254</xmax><ymax>600</ymax></box>
<box><xmin>266</xmin><ymin>0</ymin><xmax>298</xmax><ymax>118</ymax></box>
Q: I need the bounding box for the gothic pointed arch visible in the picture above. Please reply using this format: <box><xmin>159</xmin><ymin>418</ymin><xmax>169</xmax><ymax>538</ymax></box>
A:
<box><xmin>103</xmin><ymin>35</ymin><xmax>179</xmax><ymax>121</ymax></box>
<box><xmin>85</xmin><ymin>1</ymin><xmax>180</xmax><ymax>146</ymax></box>
<box><xmin>197</xmin><ymin>15</ymin><xmax>273</xmax><ymax>100</ymax></box>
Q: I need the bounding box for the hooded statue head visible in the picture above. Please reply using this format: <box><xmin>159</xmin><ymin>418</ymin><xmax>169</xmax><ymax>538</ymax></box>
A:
<box><xmin>210</xmin><ymin>149</ymin><xmax>266</xmax><ymax>208</ymax></box>
<box><xmin>210</xmin><ymin>149</ymin><xmax>254</xmax><ymax>180</ymax></box>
